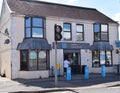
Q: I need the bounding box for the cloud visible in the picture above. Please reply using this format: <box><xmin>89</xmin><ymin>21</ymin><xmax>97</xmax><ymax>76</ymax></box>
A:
<box><xmin>40</xmin><ymin>0</ymin><xmax>78</xmax><ymax>4</ymax></box>
<box><xmin>38</xmin><ymin>0</ymin><xmax>56</xmax><ymax>2</ymax></box>
<box><xmin>67</xmin><ymin>0</ymin><xmax>78</xmax><ymax>4</ymax></box>
<box><xmin>113</xmin><ymin>13</ymin><xmax>120</xmax><ymax>23</ymax></box>
<box><xmin>117</xmin><ymin>0</ymin><xmax>120</xmax><ymax>2</ymax></box>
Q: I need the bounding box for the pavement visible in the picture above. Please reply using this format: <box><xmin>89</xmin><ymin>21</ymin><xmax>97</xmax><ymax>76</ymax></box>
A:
<box><xmin>0</xmin><ymin>73</ymin><xmax>120</xmax><ymax>93</ymax></box>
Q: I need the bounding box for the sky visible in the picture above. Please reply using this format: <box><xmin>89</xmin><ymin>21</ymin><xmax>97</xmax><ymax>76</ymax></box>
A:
<box><xmin>0</xmin><ymin>0</ymin><xmax>120</xmax><ymax>23</ymax></box>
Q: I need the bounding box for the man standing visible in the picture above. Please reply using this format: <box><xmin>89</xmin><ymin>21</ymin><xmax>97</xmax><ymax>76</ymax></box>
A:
<box><xmin>63</xmin><ymin>58</ymin><xmax>70</xmax><ymax>76</ymax></box>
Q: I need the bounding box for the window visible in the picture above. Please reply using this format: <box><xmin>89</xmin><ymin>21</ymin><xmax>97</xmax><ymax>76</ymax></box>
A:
<box><xmin>92</xmin><ymin>51</ymin><xmax>100</xmax><ymax>67</ymax></box>
<box><xmin>63</xmin><ymin>23</ymin><xmax>72</xmax><ymax>40</ymax></box>
<box><xmin>29</xmin><ymin>51</ymin><xmax>37</xmax><ymax>70</ymax></box>
<box><xmin>94</xmin><ymin>23</ymin><xmax>108</xmax><ymax>41</ymax></box>
<box><xmin>76</xmin><ymin>24</ymin><xmax>84</xmax><ymax>41</ymax></box>
<box><xmin>25</xmin><ymin>17</ymin><xmax>45</xmax><ymax>38</ymax></box>
<box><xmin>20</xmin><ymin>50</ymin><xmax>49</xmax><ymax>71</ymax></box>
<box><xmin>38</xmin><ymin>51</ymin><xmax>47</xmax><ymax>70</ymax></box>
<box><xmin>20</xmin><ymin>51</ymin><xmax>28</xmax><ymax>70</ymax></box>
<box><xmin>92</xmin><ymin>50</ymin><xmax>112</xmax><ymax>67</ymax></box>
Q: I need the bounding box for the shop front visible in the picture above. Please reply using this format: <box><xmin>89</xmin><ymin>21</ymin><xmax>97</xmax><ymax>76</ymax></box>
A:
<box><xmin>54</xmin><ymin>42</ymin><xmax>90</xmax><ymax>74</ymax></box>
<box><xmin>91</xmin><ymin>42</ymin><xmax>113</xmax><ymax>67</ymax></box>
<box><xmin>64</xmin><ymin>51</ymin><xmax>81</xmax><ymax>74</ymax></box>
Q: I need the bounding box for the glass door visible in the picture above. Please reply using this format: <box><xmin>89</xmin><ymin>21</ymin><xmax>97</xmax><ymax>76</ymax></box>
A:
<box><xmin>64</xmin><ymin>52</ymin><xmax>81</xmax><ymax>74</ymax></box>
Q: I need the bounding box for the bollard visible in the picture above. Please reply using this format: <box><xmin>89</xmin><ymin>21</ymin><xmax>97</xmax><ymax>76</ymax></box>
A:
<box><xmin>57</xmin><ymin>70</ymin><xmax>60</xmax><ymax>76</ymax></box>
<box><xmin>84</xmin><ymin>66</ymin><xmax>89</xmax><ymax>79</ymax></box>
<box><xmin>51</xmin><ymin>66</ymin><xmax>55</xmax><ymax>77</ymax></box>
<box><xmin>101</xmin><ymin>65</ymin><xmax>106</xmax><ymax>77</ymax></box>
<box><xmin>66</xmin><ymin>67</ymin><xmax>71</xmax><ymax>80</ymax></box>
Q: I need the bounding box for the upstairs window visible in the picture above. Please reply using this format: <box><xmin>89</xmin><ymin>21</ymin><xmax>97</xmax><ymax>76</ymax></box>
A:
<box><xmin>25</xmin><ymin>17</ymin><xmax>45</xmax><ymax>38</ymax></box>
<box><xmin>63</xmin><ymin>23</ymin><xmax>72</xmax><ymax>40</ymax></box>
<box><xmin>76</xmin><ymin>24</ymin><xmax>84</xmax><ymax>41</ymax></box>
<box><xmin>94</xmin><ymin>23</ymin><xmax>109</xmax><ymax>41</ymax></box>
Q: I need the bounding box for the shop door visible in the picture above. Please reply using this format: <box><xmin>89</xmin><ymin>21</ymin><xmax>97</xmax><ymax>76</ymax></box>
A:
<box><xmin>64</xmin><ymin>52</ymin><xmax>81</xmax><ymax>74</ymax></box>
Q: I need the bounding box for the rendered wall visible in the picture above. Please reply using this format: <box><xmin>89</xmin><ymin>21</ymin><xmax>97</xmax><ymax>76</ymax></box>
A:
<box><xmin>0</xmin><ymin>0</ymin><xmax>12</xmax><ymax>79</ymax></box>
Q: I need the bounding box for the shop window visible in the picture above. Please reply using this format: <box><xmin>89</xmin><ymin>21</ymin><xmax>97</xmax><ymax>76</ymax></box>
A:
<box><xmin>92</xmin><ymin>50</ymin><xmax>112</xmax><ymax>67</ymax></box>
<box><xmin>20</xmin><ymin>50</ymin><xmax>49</xmax><ymax>71</ymax></box>
<box><xmin>63</xmin><ymin>23</ymin><xmax>72</xmax><ymax>40</ymax></box>
<box><xmin>106</xmin><ymin>51</ymin><xmax>112</xmax><ymax>66</ymax></box>
<box><xmin>20</xmin><ymin>51</ymin><xmax>28</xmax><ymax>70</ymax></box>
<box><xmin>92</xmin><ymin>51</ymin><xmax>100</xmax><ymax>67</ymax></box>
<box><xmin>29</xmin><ymin>51</ymin><xmax>37</xmax><ymax>70</ymax></box>
<box><xmin>100</xmin><ymin>51</ymin><xmax>105</xmax><ymax>65</ymax></box>
<box><xmin>76</xmin><ymin>24</ymin><xmax>84</xmax><ymax>41</ymax></box>
<box><xmin>94</xmin><ymin>23</ymin><xmax>109</xmax><ymax>41</ymax></box>
<box><xmin>38</xmin><ymin>51</ymin><xmax>47</xmax><ymax>70</ymax></box>
<box><xmin>25</xmin><ymin>17</ymin><xmax>45</xmax><ymax>38</ymax></box>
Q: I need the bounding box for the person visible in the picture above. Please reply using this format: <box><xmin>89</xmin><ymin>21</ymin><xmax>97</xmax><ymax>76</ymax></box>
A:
<box><xmin>63</xmin><ymin>58</ymin><xmax>70</xmax><ymax>76</ymax></box>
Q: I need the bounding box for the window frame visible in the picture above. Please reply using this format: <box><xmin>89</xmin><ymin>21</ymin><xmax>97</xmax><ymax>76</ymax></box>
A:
<box><xmin>25</xmin><ymin>17</ymin><xmax>45</xmax><ymax>38</ymax></box>
<box><xmin>94</xmin><ymin>23</ymin><xmax>109</xmax><ymax>42</ymax></box>
<box><xmin>76</xmin><ymin>24</ymin><xmax>84</xmax><ymax>41</ymax></box>
<box><xmin>20</xmin><ymin>50</ymin><xmax>49</xmax><ymax>71</ymax></box>
<box><xmin>63</xmin><ymin>23</ymin><xmax>72</xmax><ymax>40</ymax></box>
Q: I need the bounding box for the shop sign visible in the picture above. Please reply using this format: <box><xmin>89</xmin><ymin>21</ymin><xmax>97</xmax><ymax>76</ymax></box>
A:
<box><xmin>53</xmin><ymin>42</ymin><xmax>90</xmax><ymax>49</ymax></box>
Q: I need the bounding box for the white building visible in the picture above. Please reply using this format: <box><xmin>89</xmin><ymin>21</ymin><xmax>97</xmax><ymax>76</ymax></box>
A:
<box><xmin>0</xmin><ymin>0</ymin><xmax>119</xmax><ymax>79</ymax></box>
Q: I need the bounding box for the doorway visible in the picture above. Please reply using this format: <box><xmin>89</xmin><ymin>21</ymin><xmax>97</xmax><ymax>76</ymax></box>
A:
<box><xmin>64</xmin><ymin>52</ymin><xmax>81</xmax><ymax>74</ymax></box>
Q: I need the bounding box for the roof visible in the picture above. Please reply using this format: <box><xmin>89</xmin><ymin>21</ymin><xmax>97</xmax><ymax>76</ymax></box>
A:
<box><xmin>6</xmin><ymin>0</ymin><xmax>117</xmax><ymax>23</ymax></box>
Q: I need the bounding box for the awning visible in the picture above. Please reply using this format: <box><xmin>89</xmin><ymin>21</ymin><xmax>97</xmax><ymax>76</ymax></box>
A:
<box><xmin>17</xmin><ymin>38</ymin><xmax>51</xmax><ymax>50</ymax></box>
<box><xmin>91</xmin><ymin>42</ymin><xmax>114</xmax><ymax>51</ymax></box>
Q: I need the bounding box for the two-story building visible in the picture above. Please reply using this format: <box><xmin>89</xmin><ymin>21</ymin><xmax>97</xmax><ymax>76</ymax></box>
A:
<box><xmin>0</xmin><ymin>0</ymin><xmax>119</xmax><ymax>79</ymax></box>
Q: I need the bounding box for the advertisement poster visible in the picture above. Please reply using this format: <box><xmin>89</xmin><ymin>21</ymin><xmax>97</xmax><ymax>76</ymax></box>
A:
<box><xmin>100</xmin><ymin>51</ymin><xmax>105</xmax><ymax>65</ymax></box>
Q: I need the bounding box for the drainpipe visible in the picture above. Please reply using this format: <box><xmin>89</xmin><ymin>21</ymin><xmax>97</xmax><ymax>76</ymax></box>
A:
<box><xmin>0</xmin><ymin>52</ymin><xmax>1</xmax><ymax>75</ymax></box>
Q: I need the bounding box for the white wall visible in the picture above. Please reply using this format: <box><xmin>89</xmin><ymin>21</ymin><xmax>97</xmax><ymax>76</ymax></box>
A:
<box><xmin>0</xmin><ymin>0</ymin><xmax>12</xmax><ymax>79</ymax></box>
<box><xmin>109</xmin><ymin>23</ymin><xmax>119</xmax><ymax>65</ymax></box>
<box><xmin>19</xmin><ymin>70</ymin><xmax>49</xmax><ymax>79</ymax></box>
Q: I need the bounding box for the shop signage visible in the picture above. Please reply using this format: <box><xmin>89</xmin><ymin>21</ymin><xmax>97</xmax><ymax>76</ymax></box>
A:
<box><xmin>53</xmin><ymin>42</ymin><xmax>90</xmax><ymax>49</ymax></box>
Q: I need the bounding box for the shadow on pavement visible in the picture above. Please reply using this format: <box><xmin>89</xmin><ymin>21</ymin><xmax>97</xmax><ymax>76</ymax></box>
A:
<box><xmin>9</xmin><ymin>89</ymin><xmax>79</xmax><ymax>93</ymax></box>
<box><xmin>13</xmin><ymin>74</ymin><xmax>120</xmax><ymax>88</ymax></box>
<box><xmin>107</xmin><ymin>84</ymin><xmax>120</xmax><ymax>87</ymax></box>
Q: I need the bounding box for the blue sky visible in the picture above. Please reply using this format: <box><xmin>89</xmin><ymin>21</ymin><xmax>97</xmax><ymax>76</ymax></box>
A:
<box><xmin>0</xmin><ymin>0</ymin><xmax>120</xmax><ymax>22</ymax></box>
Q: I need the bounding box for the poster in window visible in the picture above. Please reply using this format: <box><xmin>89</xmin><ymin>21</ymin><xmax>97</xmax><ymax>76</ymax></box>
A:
<box><xmin>100</xmin><ymin>51</ymin><xmax>105</xmax><ymax>65</ymax></box>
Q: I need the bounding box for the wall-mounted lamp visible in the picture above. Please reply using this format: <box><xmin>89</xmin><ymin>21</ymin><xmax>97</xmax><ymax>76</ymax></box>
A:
<box><xmin>4</xmin><ymin>39</ymin><xmax>10</xmax><ymax>44</ymax></box>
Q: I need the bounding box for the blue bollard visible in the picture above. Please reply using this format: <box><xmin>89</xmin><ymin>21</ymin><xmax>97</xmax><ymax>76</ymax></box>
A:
<box><xmin>84</xmin><ymin>66</ymin><xmax>89</xmax><ymax>79</ymax></box>
<box><xmin>51</xmin><ymin>66</ymin><xmax>54</xmax><ymax>76</ymax></box>
<box><xmin>101</xmin><ymin>65</ymin><xmax>106</xmax><ymax>77</ymax></box>
<box><xmin>57</xmin><ymin>69</ymin><xmax>60</xmax><ymax>76</ymax></box>
<box><xmin>66</xmin><ymin>67</ymin><xmax>71</xmax><ymax>80</ymax></box>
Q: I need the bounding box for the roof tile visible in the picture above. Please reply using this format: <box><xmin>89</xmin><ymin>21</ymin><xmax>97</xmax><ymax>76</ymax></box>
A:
<box><xmin>6</xmin><ymin>0</ymin><xmax>117</xmax><ymax>23</ymax></box>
